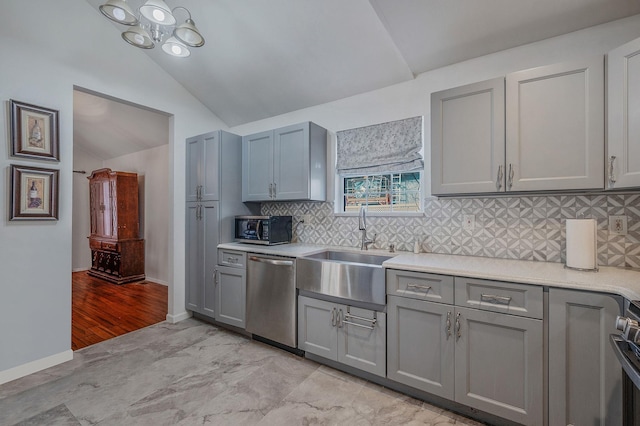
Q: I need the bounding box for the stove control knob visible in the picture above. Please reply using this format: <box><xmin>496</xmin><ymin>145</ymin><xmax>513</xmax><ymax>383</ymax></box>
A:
<box><xmin>616</xmin><ymin>316</ymin><xmax>630</xmax><ymax>331</ymax></box>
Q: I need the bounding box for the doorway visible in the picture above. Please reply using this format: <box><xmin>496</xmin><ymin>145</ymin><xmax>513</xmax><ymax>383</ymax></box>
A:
<box><xmin>71</xmin><ymin>88</ymin><xmax>170</xmax><ymax>350</ymax></box>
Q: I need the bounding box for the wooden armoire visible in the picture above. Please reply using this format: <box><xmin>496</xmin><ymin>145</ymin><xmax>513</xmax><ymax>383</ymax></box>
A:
<box><xmin>87</xmin><ymin>168</ymin><xmax>145</xmax><ymax>284</ymax></box>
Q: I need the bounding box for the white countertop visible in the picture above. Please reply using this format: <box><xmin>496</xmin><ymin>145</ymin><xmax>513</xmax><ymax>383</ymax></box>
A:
<box><xmin>217</xmin><ymin>243</ymin><xmax>640</xmax><ymax>301</ymax></box>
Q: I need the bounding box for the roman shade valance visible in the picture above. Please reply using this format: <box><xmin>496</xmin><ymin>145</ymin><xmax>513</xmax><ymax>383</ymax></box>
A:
<box><xmin>336</xmin><ymin>116</ymin><xmax>424</xmax><ymax>175</ymax></box>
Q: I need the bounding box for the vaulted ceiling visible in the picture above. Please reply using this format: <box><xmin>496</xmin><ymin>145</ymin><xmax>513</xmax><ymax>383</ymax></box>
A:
<box><xmin>82</xmin><ymin>0</ymin><xmax>640</xmax><ymax>128</ymax></box>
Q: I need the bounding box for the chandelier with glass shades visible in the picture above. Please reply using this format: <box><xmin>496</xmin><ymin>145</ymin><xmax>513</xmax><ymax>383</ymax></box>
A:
<box><xmin>99</xmin><ymin>0</ymin><xmax>204</xmax><ymax>57</ymax></box>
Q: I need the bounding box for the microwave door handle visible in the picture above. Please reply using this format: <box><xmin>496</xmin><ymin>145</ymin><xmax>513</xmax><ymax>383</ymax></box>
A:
<box><xmin>256</xmin><ymin>220</ymin><xmax>263</xmax><ymax>241</ymax></box>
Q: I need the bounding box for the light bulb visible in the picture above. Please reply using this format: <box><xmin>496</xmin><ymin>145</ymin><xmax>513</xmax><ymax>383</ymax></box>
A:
<box><xmin>171</xmin><ymin>45</ymin><xmax>182</xmax><ymax>55</ymax></box>
<box><xmin>134</xmin><ymin>34</ymin><xmax>145</xmax><ymax>45</ymax></box>
<box><xmin>112</xmin><ymin>7</ymin><xmax>126</xmax><ymax>21</ymax></box>
<box><xmin>152</xmin><ymin>9</ymin><xmax>165</xmax><ymax>22</ymax></box>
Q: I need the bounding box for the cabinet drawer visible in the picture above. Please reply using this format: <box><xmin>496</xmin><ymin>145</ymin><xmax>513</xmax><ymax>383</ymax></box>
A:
<box><xmin>386</xmin><ymin>269</ymin><xmax>454</xmax><ymax>304</ymax></box>
<box><xmin>218</xmin><ymin>249</ymin><xmax>246</xmax><ymax>269</ymax></box>
<box><xmin>101</xmin><ymin>241</ymin><xmax>119</xmax><ymax>251</ymax></box>
<box><xmin>89</xmin><ymin>239</ymin><xmax>102</xmax><ymax>250</ymax></box>
<box><xmin>454</xmin><ymin>277</ymin><xmax>543</xmax><ymax>319</ymax></box>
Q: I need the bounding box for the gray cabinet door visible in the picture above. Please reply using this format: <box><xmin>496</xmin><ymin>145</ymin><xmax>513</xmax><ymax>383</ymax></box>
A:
<box><xmin>506</xmin><ymin>57</ymin><xmax>604</xmax><ymax>191</ymax></box>
<box><xmin>185</xmin><ymin>202</ymin><xmax>202</xmax><ymax>313</ymax></box>
<box><xmin>431</xmin><ymin>78</ymin><xmax>506</xmax><ymax>195</ymax></box>
<box><xmin>242</xmin><ymin>130</ymin><xmax>273</xmax><ymax>202</ymax></box>
<box><xmin>201</xmin><ymin>201</ymin><xmax>219</xmax><ymax>318</ymax></box>
<box><xmin>387</xmin><ymin>296</ymin><xmax>455</xmax><ymax>399</ymax></box>
<box><xmin>607</xmin><ymin>37</ymin><xmax>640</xmax><ymax>189</ymax></box>
<box><xmin>454</xmin><ymin>306</ymin><xmax>543</xmax><ymax>425</ymax></box>
<box><xmin>337</xmin><ymin>306</ymin><xmax>386</xmax><ymax>378</ymax></box>
<box><xmin>186</xmin><ymin>132</ymin><xmax>219</xmax><ymax>202</ymax></box>
<box><xmin>273</xmin><ymin>123</ymin><xmax>310</xmax><ymax>201</ymax></box>
<box><xmin>297</xmin><ymin>296</ymin><xmax>338</xmax><ymax>359</ymax></box>
<box><xmin>215</xmin><ymin>265</ymin><xmax>245</xmax><ymax>329</ymax></box>
<box><xmin>186</xmin><ymin>137</ymin><xmax>201</xmax><ymax>203</ymax></box>
<box><xmin>548</xmin><ymin>289</ymin><xmax>622</xmax><ymax>426</ymax></box>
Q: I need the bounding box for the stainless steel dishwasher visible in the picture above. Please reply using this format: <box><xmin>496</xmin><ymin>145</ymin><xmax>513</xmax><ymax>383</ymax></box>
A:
<box><xmin>246</xmin><ymin>254</ymin><xmax>298</xmax><ymax>350</ymax></box>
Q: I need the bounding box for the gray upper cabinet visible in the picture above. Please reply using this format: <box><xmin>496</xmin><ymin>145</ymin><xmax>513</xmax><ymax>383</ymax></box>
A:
<box><xmin>506</xmin><ymin>56</ymin><xmax>604</xmax><ymax>191</ymax></box>
<box><xmin>242</xmin><ymin>122</ymin><xmax>327</xmax><ymax>202</ymax></box>
<box><xmin>432</xmin><ymin>57</ymin><xmax>605</xmax><ymax>195</ymax></box>
<box><xmin>431</xmin><ymin>78</ymin><xmax>505</xmax><ymax>195</ymax></box>
<box><xmin>607</xmin><ymin>37</ymin><xmax>640</xmax><ymax>189</ymax></box>
<box><xmin>548</xmin><ymin>288</ymin><xmax>622</xmax><ymax>426</ymax></box>
<box><xmin>186</xmin><ymin>132</ymin><xmax>220</xmax><ymax>202</ymax></box>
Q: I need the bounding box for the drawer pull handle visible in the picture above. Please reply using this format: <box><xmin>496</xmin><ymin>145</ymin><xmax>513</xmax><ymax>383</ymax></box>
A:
<box><xmin>480</xmin><ymin>294</ymin><xmax>512</xmax><ymax>305</ymax></box>
<box><xmin>226</xmin><ymin>257</ymin><xmax>237</xmax><ymax>263</ymax></box>
<box><xmin>331</xmin><ymin>308</ymin><xmax>336</xmax><ymax>327</ymax></box>
<box><xmin>456</xmin><ymin>312</ymin><xmax>462</xmax><ymax>339</ymax></box>
<box><xmin>344</xmin><ymin>313</ymin><xmax>377</xmax><ymax>325</ymax></box>
<box><xmin>446</xmin><ymin>311</ymin><xmax>452</xmax><ymax>339</ymax></box>
<box><xmin>407</xmin><ymin>284</ymin><xmax>431</xmax><ymax>291</ymax></box>
<box><xmin>342</xmin><ymin>320</ymin><xmax>375</xmax><ymax>330</ymax></box>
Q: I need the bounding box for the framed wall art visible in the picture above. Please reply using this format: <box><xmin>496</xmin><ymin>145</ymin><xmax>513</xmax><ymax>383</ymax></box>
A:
<box><xmin>10</xmin><ymin>99</ymin><xmax>60</xmax><ymax>161</ymax></box>
<box><xmin>10</xmin><ymin>164</ymin><xmax>59</xmax><ymax>220</ymax></box>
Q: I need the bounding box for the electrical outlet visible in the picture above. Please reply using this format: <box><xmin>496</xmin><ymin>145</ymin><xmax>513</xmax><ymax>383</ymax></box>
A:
<box><xmin>302</xmin><ymin>214</ymin><xmax>312</xmax><ymax>225</ymax></box>
<box><xmin>463</xmin><ymin>214</ymin><xmax>475</xmax><ymax>231</ymax></box>
<box><xmin>609</xmin><ymin>215</ymin><xmax>628</xmax><ymax>235</ymax></box>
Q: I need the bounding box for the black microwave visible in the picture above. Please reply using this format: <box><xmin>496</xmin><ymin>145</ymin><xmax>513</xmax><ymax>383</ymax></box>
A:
<box><xmin>234</xmin><ymin>215</ymin><xmax>292</xmax><ymax>245</ymax></box>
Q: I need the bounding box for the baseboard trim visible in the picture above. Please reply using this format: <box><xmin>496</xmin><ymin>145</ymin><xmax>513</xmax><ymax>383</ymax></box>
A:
<box><xmin>72</xmin><ymin>267</ymin><xmax>89</xmax><ymax>272</ymax></box>
<box><xmin>0</xmin><ymin>350</ymin><xmax>73</xmax><ymax>386</ymax></box>
<box><xmin>145</xmin><ymin>277</ymin><xmax>169</xmax><ymax>286</ymax></box>
<box><xmin>166</xmin><ymin>311</ymin><xmax>191</xmax><ymax>323</ymax></box>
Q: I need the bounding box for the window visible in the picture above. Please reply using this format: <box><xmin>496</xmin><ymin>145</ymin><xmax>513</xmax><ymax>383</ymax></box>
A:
<box><xmin>342</xmin><ymin>172</ymin><xmax>421</xmax><ymax>213</ymax></box>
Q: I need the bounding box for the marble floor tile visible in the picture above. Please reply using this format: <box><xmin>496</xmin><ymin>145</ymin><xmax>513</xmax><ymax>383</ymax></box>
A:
<box><xmin>0</xmin><ymin>318</ymin><xmax>486</xmax><ymax>426</ymax></box>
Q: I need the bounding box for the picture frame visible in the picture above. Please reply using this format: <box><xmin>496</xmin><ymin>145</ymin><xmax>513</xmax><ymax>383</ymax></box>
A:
<box><xmin>10</xmin><ymin>99</ymin><xmax>60</xmax><ymax>161</ymax></box>
<box><xmin>10</xmin><ymin>164</ymin><xmax>59</xmax><ymax>221</ymax></box>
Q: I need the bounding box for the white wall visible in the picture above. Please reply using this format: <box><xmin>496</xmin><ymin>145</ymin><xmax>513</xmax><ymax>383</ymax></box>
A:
<box><xmin>72</xmin><ymin>146</ymin><xmax>103</xmax><ymax>271</ymax></box>
<box><xmin>103</xmin><ymin>145</ymin><xmax>170</xmax><ymax>284</ymax></box>
<box><xmin>230</xmin><ymin>14</ymin><xmax>640</xmax><ymax>199</ymax></box>
<box><xmin>0</xmin><ymin>0</ymin><xmax>225</xmax><ymax>382</ymax></box>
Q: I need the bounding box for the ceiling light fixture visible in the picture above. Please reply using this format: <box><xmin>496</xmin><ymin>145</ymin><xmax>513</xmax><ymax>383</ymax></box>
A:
<box><xmin>99</xmin><ymin>0</ymin><xmax>205</xmax><ymax>57</ymax></box>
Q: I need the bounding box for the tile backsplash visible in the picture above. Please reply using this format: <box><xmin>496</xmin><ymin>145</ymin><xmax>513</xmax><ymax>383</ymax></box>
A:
<box><xmin>262</xmin><ymin>194</ymin><xmax>640</xmax><ymax>268</ymax></box>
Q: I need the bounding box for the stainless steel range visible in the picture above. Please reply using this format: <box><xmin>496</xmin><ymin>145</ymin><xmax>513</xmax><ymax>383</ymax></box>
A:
<box><xmin>611</xmin><ymin>300</ymin><xmax>640</xmax><ymax>424</ymax></box>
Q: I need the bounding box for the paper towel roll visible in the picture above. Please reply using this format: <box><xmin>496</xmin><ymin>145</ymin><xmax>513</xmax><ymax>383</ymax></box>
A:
<box><xmin>565</xmin><ymin>218</ymin><xmax>598</xmax><ymax>271</ymax></box>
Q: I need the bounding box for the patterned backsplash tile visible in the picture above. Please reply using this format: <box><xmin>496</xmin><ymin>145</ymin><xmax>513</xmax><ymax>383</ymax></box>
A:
<box><xmin>262</xmin><ymin>194</ymin><xmax>640</xmax><ymax>268</ymax></box>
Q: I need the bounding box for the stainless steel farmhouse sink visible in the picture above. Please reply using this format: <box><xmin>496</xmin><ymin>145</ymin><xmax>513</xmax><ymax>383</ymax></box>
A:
<box><xmin>296</xmin><ymin>250</ymin><xmax>392</xmax><ymax>308</ymax></box>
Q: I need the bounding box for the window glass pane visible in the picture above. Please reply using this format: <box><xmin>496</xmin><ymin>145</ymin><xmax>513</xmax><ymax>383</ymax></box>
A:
<box><xmin>342</xmin><ymin>172</ymin><xmax>421</xmax><ymax>213</ymax></box>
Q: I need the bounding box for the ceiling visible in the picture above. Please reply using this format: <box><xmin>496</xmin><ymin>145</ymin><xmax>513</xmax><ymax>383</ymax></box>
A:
<box><xmin>82</xmin><ymin>0</ymin><xmax>640</xmax><ymax>128</ymax></box>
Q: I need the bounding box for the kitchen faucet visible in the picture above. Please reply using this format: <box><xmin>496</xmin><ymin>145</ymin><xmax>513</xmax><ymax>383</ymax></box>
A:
<box><xmin>358</xmin><ymin>205</ymin><xmax>376</xmax><ymax>250</ymax></box>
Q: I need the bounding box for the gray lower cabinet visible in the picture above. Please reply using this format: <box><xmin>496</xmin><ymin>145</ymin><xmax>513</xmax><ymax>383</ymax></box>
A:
<box><xmin>185</xmin><ymin>201</ymin><xmax>219</xmax><ymax>316</ymax></box>
<box><xmin>387</xmin><ymin>295</ymin><xmax>455</xmax><ymax>399</ymax></box>
<box><xmin>548</xmin><ymin>288</ymin><xmax>623</xmax><ymax>426</ymax></box>
<box><xmin>298</xmin><ymin>296</ymin><xmax>386</xmax><ymax>377</ymax></box>
<box><xmin>454</xmin><ymin>306</ymin><xmax>543</xmax><ymax>426</ymax></box>
<box><xmin>214</xmin><ymin>265</ymin><xmax>246</xmax><ymax>329</ymax></box>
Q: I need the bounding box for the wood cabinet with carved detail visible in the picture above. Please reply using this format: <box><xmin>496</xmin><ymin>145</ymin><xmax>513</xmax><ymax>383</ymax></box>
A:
<box><xmin>87</xmin><ymin>168</ymin><xmax>144</xmax><ymax>284</ymax></box>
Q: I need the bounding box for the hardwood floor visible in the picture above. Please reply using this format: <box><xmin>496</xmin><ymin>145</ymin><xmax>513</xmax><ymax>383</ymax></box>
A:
<box><xmin>72</xmin><ymin>271</ymin><xmax>168</xmax><ymax>350</ymax></box>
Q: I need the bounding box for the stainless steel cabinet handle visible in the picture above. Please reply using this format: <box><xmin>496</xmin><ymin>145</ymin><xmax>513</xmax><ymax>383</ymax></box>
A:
<box><xmin>507</xmin><ymin>163</ymin><xmax>514</xmax><ymax>190</ymax></box>
<box><xmin>496</xmin><ymin>165</ymin><xmax>504</xmax><ymax>191</ymax></box>
<box><xmin>273</xmin><ymin>182</ymin><xmax>277</xmax><ymax>199</ymax></box>
<box><xmin>456</xmin><ymin>312</ymin><xmax>461</xmax><ymax>339</ymax></box>
<box><xmin>407</xmin><ymin>283</ymin><xmax>431</xmax><ymax>291</ymax></box>
<box><xmin>331</xmin><ymin>308</ymin><xmax>336</xmax><ymax>327</ymax></box>
<box><xmin>268</xmin><ymin>183</ymin><xmax>273</xmax><ymax>198</ymax></box>
<box><xmin>213</xmin><ymin>269</ymin><xmax>218</xmax><ymax>285</ymax></box>
<box><xmin>342</xmin><ymin>320</ymin><xmax>375</xmax><ymax>330</ymax></box>
<box><xmin>446</xmin><ymin>311</ymin><xmax>452</xmax><ymax>339</ymax></box>
<box><xmin>480</xmin><ymin>294</ymin><xmax>512</xmax><ymax>305</ymax></box>
<box><xmin>226</xmin><ymin>257</ymin><xmax>237</xmax><ymax>264</ymax></box>
<box><xmin>337</xmin><ymin>309</ymin><xmax>343</xmax><ymax>328</ymax></box>
<box><xmin>609</xmin><ymin>156</ymin><xmax>617</xmax><ymax>186</ymax></box>
<box><xmin>197</xmin><ymin>185</ymin><xmax>202</xmax><ymax>200</ymax></box>
<box><xmin>196</xmin><ymin>204</ymin><xmax>201</xmax><ymax>220</ymax></box>
<box><xmin>344</xmin><ymin>313</ymin><xmax>377</xmax><ymax>326</ymax></box>
<box><xmin>249</xmin><ymin>256</ymin><xmax>293</xmax><ymax>266</ymax></box>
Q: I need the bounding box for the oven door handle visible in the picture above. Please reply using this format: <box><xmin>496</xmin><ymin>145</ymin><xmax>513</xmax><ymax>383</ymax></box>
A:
<box><xmin>249</xmin><ymin>256</ymin><xmax>293</xmax><ymax>267</ymax></box>
<box><xmin>610</xmin><ymin>334</ymin><xmax>640</xmax><ymax>390</ymax></box>
<box><xmin>256</xmin><ymin>220</ymin><xmax>263</xmax><ymax>241</ymax></box>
